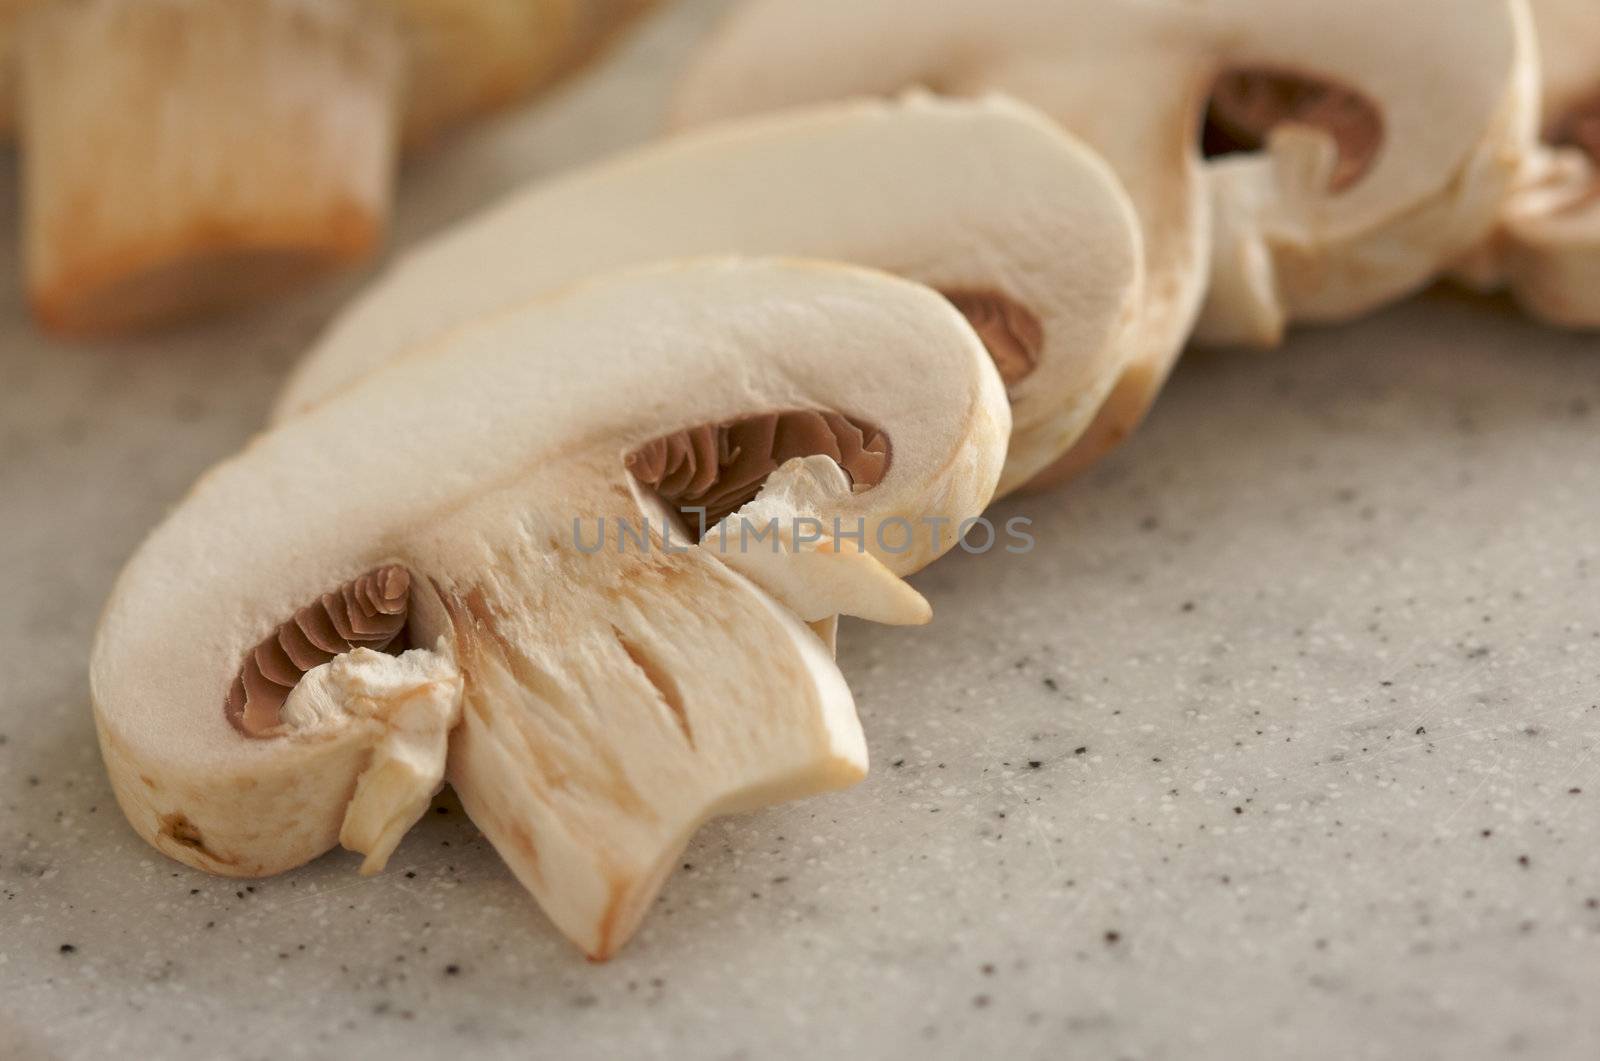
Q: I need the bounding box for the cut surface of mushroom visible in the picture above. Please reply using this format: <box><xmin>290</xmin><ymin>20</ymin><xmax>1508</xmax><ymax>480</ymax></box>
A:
<box><xmin>275</xmin><ymin>94</ymin><xmax>1141</xmax><ymax>496</ymax></box>
<box><xmin>19</xmin><ymin>0</ymin><xmax>406</xmax><ymax>336</ymax></box>
<box><xmin>673</xmin><ymin>0</ymin><xmax>1535</xmax><ymax>479</ymax></box>
<box><xmin>92</xmin><ymin>258</ymin><xmax>1009</xmax><ymax>958</ymax></box>
<box><xmin>1455</xmin><ymin>0</ymin><xmax>1600</xmax><ymax>328</ymax></box>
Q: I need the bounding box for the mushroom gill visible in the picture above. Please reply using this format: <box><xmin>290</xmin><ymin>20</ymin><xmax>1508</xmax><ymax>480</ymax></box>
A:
<box><xmin>225</xmin><ymin>565</ymin><xmax>411</xmax><ymax>737</ymax></box>
<box><xmin>626</xmin><ymin>410</ymin><xmax>890</xmax><ymax>532</ymax></box>
<box><xmin>1204</xmin><ymin>67</ymin><xmax>1386</xmax><ymax>193</ymax></box>
<box><xmin>941</xmin><ymin>289</ymin><xmax>1043</xmax><ymax>393</ymax></box>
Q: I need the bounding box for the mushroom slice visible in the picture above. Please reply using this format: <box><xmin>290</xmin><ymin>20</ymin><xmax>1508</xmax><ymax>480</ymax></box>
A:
<box><xmin>1455</xmin><ymin>0</ymin><xmax>1600</xmax><ymax>328</ymax></box>
<box><xmin>18</xmin><ymin>0</ymin><xmax>406</xmax><ymax>336</ymax></box>
<box><xmin>672</xmin><ymin>0</ymin><xmax>1534</xmax><ymax>478</ymax></box>
<box><xmin>275</xmin><ymin>94</ymin><xmax>1141</xmax><ymax>497</ymax></box>
<box><xmin>91</xmin><ymin>258</ymin><xmax>1009</xmax><ymax>958</ymax></box>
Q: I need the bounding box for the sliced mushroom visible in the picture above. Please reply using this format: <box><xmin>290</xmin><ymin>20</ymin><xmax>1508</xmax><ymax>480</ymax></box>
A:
<box><xmin>1455</xmin><ymin>0</ymin><xmax>1600</xmax><ymax>328</ymax></box>
<box><xmin>16</xmin><ymin>0</ymin><xmax>655</xmax><ymax>336</ymax></box>
<box><xmin>672</xmin><ymin>0</ymin><xmax>1535</xmax><ymax>479</ymax></box>
<box><xmin>91</xmin><ymin>258</ymin><xmax>1009</xmax><ymax>958</ymax></box>
<box><xmin>274</xmin><ymin>94</ymin><xmax>1141</xmax><ymax>497</ymax></box>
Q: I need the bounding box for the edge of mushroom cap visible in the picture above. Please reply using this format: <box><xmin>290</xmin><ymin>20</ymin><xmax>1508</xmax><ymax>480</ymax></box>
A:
<box><xmin>271</xmin><ymin>91</ymin><xmax>1141</xmax><ymax>485</ymax></box>
<box><xmin>671</xmin><ymin>0</ymin><xmax>1528</xmax><ymax>235</ymax></box>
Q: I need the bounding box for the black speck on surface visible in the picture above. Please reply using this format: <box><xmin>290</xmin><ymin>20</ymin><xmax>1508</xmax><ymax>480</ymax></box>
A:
<box><xmin>444</xmin><ymin>964</ymin><xmax>461</xmax><ymax>976</ymax></box>
<box><xmin>1415</xmin><ymin>726</ymin><xmax>1427</xmax><ymax>736</ymax></box>
<box><xmin>1518</xmin><ymin>855</ymin><xmax>1531</xmax><ymax>868</ymax></box>
<box><xmin>891</xmin><ymin>758</ymin><xmax>905</xmax><ymax>768</ymax></box>
<box><xmin>1180</xmin><ymin>601</ymin><xmax>1196</xmax><ymax>613</ymax></box>
<box><xmin>1104</xmin><ymin>931</ymin><xmax>1121</xmax><ymax>945</ymax></box>
<box><xmin>58</xmin><ymin>944</ymin><xmax>75</xmax><ymax>955</ymax></box>
<box><xmin>1027</xmin><ymin>761</ymin><xmax>1042</xmax><ymax>769</ymax></box>
<box><xmin>1042</xmin><ymin>677</ymin><xmax>1059</xmax><ymax>692</ymax></box>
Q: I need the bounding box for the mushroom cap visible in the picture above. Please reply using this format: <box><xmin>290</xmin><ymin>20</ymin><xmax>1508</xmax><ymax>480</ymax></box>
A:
<box><xmin>672</xmin><ymin>0</ymin><xmax>1533</xmax><ymax>417</ymax></box>
<box><xmin>92</xmin><ymin>258</ymin><xmax>1009</xmax><ymax>955</ymax></box>
<box><xmin>275</xmin><ymin>94</ymin><xmax>1140</xmax><ymax>497</ymax></box>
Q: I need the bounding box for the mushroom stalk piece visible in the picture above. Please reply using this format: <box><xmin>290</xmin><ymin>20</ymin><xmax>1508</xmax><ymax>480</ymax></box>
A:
<box><xmin>274</xmin><ymin>94</ymin><xmax>1142</xmax><ymax>498</ymax></box>
<box><xmin>673</xmin><ymin>0</ymin><xmax>1535</xmax><ymax>481</ymax></box>
<box><xmin>1455</xmin><ymin>0</ymin><xmax>1600</xmax><ymax>329</ymax></box>
<box><xmin>92</xmin><ymin>258</ymin><xmax>1010</xmax><ymax>959</ymax></box>
<box><xmin>14</xmin><ymin>0</ymin><xmax>659</xmax><ymax>336</ymax></box>
<box><xmin>19</xmin><ymin>0</ymin><xmax>406</xmax><ymax>337</ymax></box>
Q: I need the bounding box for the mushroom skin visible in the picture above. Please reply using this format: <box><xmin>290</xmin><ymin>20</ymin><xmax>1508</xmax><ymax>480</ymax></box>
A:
<box><xmin>19</xmin><ymin>0</ymin><xmax>405</xmax><ymax>337</ymax></box>
<box><xmin>275</xmin><ymin>94</ymin><xmax>1142</xmax><ymax>497</ymax></box>
<box><xmin>1456</xmin><ymin>0</ymin><xmax>1600</xmax><ymax>328</ymax></box>
<box><xmin>92</xmin><ymin>258</ymin><xmax>1010</xmax><ymax>958</ymax></box>
<box><xmin>672</xmin><ymin>0</ymin><xmax>1535</xmax><ymax>480</ymax></box>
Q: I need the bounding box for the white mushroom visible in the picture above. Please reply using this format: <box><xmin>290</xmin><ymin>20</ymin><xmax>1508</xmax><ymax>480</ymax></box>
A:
<box><xmin>19</xmin><ymin>0</ymin><xmax>406</xmax><ymax>337</ymax></box>
<box><xmin>673</xmin><ymin>0</ymin><xmax>1535</xmax><ymax>480</ymax></box>
<box><xmin>15</xmin><ymin>0</ymin><xmax>655</xmax><ymax>336</ymax></box>
<box><xmin>1456</xmin><ymin>0</ymin><xmax>1600</xmax><ymax>328</ymax></box>
<box><xmin>91</xmin><ymin>258</ymin><xmax>1010</xmax><ymax>959</ymax></box>
<box><xmin>275</xmin><ymin>94</ymin><xmax>1142</xmax><ymax>497</ymax></box>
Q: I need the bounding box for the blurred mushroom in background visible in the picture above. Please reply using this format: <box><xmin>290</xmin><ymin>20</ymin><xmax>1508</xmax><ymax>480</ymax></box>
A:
<box><xmin>9</xmin><ymin>0</ymin><xmax>659</xmax><ymax>338</ymax></box>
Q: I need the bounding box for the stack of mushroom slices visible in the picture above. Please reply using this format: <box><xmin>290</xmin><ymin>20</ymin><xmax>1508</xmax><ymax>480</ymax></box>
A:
<box><xmin>275</xmin><ymin>93</ymin><xmax>1144</xmax><ymax>495</ymax></box>
<box><xmin>673</xmin><ymin>0</ymin><xmax>1540</xmax><ymax>472</ymax></box>
<box><xmin>15</xmin><ymin>0</ymin><xmax>657</xmax><ymax>337</ymax></box>
<box><xmin>91</xmin><ymin>91</ymin><xmax>1152</xmax><ymax>959</ymax></box>
<box><xmin>92</xmin><ymin>259</ymin><xmax>1017</xmax><ymax>960</ymax></box>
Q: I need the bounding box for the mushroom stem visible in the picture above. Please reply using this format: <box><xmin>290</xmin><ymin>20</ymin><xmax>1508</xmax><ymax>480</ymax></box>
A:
<box><xmin>19</xmin><ymin>0</ymin><xmax>404</xmax><ymax>336</ymax></box>
<box><xmin>438</xmin><ymin>485</ymin><xmax>869</xmax><ymax>960</ymax></box>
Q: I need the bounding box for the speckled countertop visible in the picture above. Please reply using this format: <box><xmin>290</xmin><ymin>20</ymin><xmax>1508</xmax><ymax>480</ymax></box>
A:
<box><xmin>5</xmin><ymin>3</ymin><xmax>1600</xmax><ymax>1059</ymax></box>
